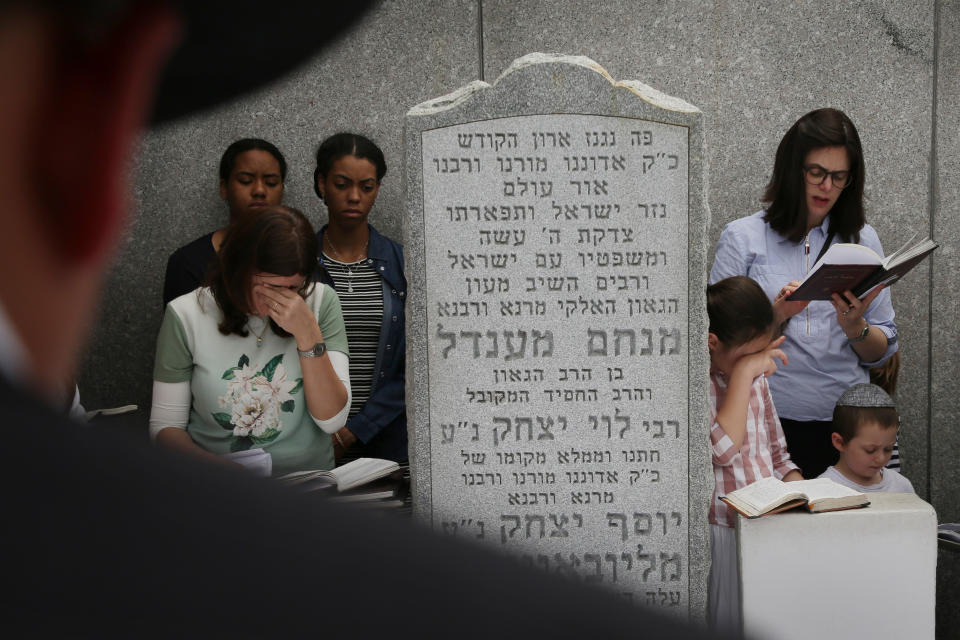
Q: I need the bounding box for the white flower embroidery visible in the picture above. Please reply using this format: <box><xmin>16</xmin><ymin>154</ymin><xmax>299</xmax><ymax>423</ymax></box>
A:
<box><xmin>219</xmin><ymin>364</ymin><xmax>255</xmax><ymax>408</ymax></box>
<box><xmin>219</xmin><ymin>360</ymin><xmax>296</xmax><ymax>438</ymax></box>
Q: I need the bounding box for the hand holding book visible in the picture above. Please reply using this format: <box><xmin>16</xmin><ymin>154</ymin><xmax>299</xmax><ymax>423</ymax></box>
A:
<box><xmin>829</xmin><ymin>282</ymin><xmax>885</xmax><ymax>337</ymax></box>
<box><xmin>786</xmin><ymin>234</ymin><xmax>938</xmax><ymax>301</ymax></box>
<box><xmin>773</xmin><ymin>280</ymin><xmax>810</xmax><ymax>324</ymax></box>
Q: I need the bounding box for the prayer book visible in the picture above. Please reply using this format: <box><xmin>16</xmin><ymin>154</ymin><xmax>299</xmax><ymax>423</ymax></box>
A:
<box><xmin>720</xmin><ymin>477</ymin><xmax>868</xmax><ymax>518</ymax></box>
<box><xmin>278</xmin><ymin>457</ymin><xmax>400</xmax><ymax>492</ymax></box>
<box><xmin>786</xmin><ymin>234</ymin><xmax>938</xmax><ymax>301</ymax></box>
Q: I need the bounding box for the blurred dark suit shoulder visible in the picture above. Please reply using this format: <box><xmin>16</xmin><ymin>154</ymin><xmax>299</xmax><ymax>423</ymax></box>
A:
<box><xmin>0</xmin><ymin>376</ymin><xmax>712</xmax><ymax>638</ymax></box>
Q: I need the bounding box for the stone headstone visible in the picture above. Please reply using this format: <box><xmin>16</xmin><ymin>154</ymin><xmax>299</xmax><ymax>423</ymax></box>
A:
<box><xmin>404</xmin><ymin>54</ymin><xmax>710</xmax><ymax>619</ymax></box>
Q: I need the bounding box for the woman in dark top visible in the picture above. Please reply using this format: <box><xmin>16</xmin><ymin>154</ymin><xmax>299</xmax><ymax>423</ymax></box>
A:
<box><xmin>313</xmin><ymin>132</ymin><xmax>408</xmax><ymax>465</ymax></box>
<box><xmin>162</xmin><ymin>138</ymin><xmax>286</xmax><ymax>305</ymax></box>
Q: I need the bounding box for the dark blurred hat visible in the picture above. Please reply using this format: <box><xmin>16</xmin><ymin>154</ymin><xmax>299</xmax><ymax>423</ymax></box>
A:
<box><xmin>151</xmin><ymin>1</ymin><xmax>375</xmax><ymax>123</ymax></box>
<box><xmin>835</xmin><ymin>383</ymin><xmax>896</xmax><ymax>408</ymax></box>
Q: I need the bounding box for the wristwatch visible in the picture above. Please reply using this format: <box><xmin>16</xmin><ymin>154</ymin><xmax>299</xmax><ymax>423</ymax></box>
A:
<box><xmin>849</xmin><ymin>322</ymin><xmax>870</xmax><ymax>343</ymax></box>
<box><xmin>297</xmin><ymin>341</ymin><xmax>327</xmax><ymax>358</ymax></box>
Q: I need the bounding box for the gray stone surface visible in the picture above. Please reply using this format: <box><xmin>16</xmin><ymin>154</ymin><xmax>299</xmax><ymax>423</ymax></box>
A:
<box><xmin>482</xmin><ymin>0</ymin><xmax>936</xmax><ymax>498</ymax></box>
<box><xmin>405</xmin><ymin>54</ymin><xmax>710</xmax><ymax>618</ymax></box>
<box><xmin>78</xmin><ymin>0</ymin><xmax>479</xmax><ymax>413</ymax></box>
<box><xmin>933</xmin><ymin>0</ymin><xmax>960</xmax><ymax>524</ymax></box>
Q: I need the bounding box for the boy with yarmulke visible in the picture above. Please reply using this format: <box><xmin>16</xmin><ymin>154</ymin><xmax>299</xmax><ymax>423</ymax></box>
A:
<box><xmin>818</xmin><ymin>383</ymin><xmax>915</xmax><ymax>493</ymax></box>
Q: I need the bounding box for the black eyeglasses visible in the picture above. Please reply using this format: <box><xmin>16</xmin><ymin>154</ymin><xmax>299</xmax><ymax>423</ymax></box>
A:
<box><xmin>802</xmin><ymin>164</ymin><xmax>851</xmax><ymax>190</ymax></box>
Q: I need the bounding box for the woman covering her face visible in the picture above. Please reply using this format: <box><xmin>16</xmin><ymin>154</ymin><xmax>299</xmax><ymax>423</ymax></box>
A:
<box><xmin>709</xmin><ymin>108</ymin><xmax>898</xmax><ymax>479</ymax></box>
<box><xmin>313</xmin><ymin>132</ymin><xmax>408</xmax><ymax>466</ymax></box>
<box><xmin>150</xmin><ymin>205</ymin><xmax>351</xmax><ymax>475</ymax></box>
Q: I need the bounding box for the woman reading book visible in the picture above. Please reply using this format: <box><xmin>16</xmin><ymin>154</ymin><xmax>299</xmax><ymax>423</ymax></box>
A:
<box><xmin>710</xmin><ymin>108</ymin><xmax>898</xmax><ymax>478</ymax></box>
<box><xmin>150</xmin><ymin>206</ymin><xmax>351</xmax><ymax>475</ymax></box>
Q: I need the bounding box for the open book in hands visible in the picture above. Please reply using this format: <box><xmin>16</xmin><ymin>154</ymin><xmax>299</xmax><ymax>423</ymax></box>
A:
<box><xmin>278</xmin><ymin>457</ymin><xmax>399</xmax><ymax>492</ymax></box>
<box><xmin>720</xmin><ymin>476</ymin><xmax>869</xmax><ymax>518</ymax></box>
<box><xmin>786</xmin><ymin>234</ymin><xmax>938</xmax><ymax>301</ymax></box>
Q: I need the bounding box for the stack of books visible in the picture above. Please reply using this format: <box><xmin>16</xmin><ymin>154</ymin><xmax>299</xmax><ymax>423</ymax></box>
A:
<box><xmin>279</xmin><ymin>458</ymin><xmax>408</xmax><ymax>510</ymax></box>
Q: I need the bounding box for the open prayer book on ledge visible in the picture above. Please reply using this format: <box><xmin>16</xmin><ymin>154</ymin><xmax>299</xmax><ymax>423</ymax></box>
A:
<box><xmin>720</xmin><ymin>476</ymin><xmax>869</xmax><ymax>518</ymax></box>
<box><xmin>279</xmin><ymin>457</ymin><xmax>399</xmax><ymax>492</ymax></box>
<box><xmin>786</xmin><ymin>233</ymin><xmax>938</xmax><ymax>301</ymax></box>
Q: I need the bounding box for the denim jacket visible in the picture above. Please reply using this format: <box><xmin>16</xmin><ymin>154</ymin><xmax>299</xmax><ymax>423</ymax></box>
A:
<box><xmin>317</xmin><ymin>224</ymin><xmax>408</xmax><ymax>462</ymax></box>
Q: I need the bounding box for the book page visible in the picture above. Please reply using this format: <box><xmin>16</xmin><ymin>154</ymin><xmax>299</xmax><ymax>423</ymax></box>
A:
<box><xmin>277</xmin><ymin>469</ymin><xmax>335</xmax><ymax>487</ymax></box>
<box><xmin>790</xmin><ymin>478</ymin><xmax>863</xmax><ymax>502</ymax></box>
<box><xmin>883</xmin><ymin>237</ymin><xmax>938</xmax><ymax>269</ymax></box>
<box><xmin>883</xmin><ymin>231</ymin><xmax>919</xmax><ymax>266</ymax></box>
<box><xmin>808</xmin><ymin>243</ymin><xmax>881</xmax><ymax>274</ymax></box>
<box><xmin>727</xmin><ymin>477</ymin><xmax>804</xmax><ymax>513</ymax></box>
<box><xmin>331</xmin><ymin>458</ymin><xmax>399</xmax><ymax>491</ymax></box>
<box><xmin>222</xmin><ymin>448</ymin><xmax>273</xmax><ymax>478</ymax></box>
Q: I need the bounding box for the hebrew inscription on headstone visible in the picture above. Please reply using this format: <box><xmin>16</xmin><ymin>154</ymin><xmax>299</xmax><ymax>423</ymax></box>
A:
<box><xmin>405</xmin><ymin>54</ymin><xmax>711</xmax><ymax>618</ymax></box>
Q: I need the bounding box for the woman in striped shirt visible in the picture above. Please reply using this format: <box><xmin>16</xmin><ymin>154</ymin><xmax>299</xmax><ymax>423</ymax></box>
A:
<box><xmin>706</xmin><ymin>276</ymin><xmax>802</xmax><ymax>632</ymax></box>
<box><xmin>313</xmin><ymin>133</ymin><xmax>408</xmax><ymax>468</ymax></box>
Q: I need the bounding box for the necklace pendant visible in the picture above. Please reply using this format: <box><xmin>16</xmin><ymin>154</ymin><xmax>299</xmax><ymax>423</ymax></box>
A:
<box><xmin>257</xmin><ymin>336</ymin><xmax>263</xmax><ymax>347</ymax></box>
<box><xmin>348</xmin><ymin>283</ymin><xmax>354</xmax><ymax>293</ymax></box>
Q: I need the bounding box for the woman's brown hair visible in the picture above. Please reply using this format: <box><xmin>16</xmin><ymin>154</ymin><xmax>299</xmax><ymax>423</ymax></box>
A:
<box><xmin>206</xmin><ymin>205</ymin><xmax>318</xmax><ymax>337</ymax></box>
<box><xmin>762</xmin><ymin>108</ymin><xmax>866</xmax><ymax>244</ymax></box>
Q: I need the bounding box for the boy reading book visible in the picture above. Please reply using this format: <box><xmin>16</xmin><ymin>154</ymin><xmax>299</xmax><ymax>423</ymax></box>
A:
<box><xmin>706</xmin><ymin>277</ymin><xmax>803</xmax><ymax>632</ymax></box>
<box><xmin>818</xmin><ymin>383</ymin><xmax>914</xmax><ymax>493</ymax></box>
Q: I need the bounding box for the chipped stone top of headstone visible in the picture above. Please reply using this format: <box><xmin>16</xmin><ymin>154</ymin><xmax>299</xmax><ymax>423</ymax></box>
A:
<box><xmin>409</xmin><ymin>80</ymin><xmax>489</xmax><ymax>116</ymax></box>
<box><xmin>615</xmin><ymin>79</ymin><xmax>699</xmax><ymax>114</ymax></box>
<box><xmin>407</xmin><ymin>53</ymin><xmax>699</xmax><ymax>116</ymax></box>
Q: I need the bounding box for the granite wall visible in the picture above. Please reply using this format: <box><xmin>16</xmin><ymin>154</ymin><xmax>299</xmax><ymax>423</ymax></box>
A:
<box><xmin>84</xmin><ymin>0</ymin><xmax>955</xmax><ymax>527</ymax></box>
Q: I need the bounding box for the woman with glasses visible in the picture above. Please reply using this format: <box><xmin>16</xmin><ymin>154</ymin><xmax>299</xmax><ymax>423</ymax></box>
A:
<box><xmin>709</xmin><ymin>108</ymin><xmax>897</xmax><ymax>478</ymax></box>
<box><xmin>150</xmin><ymin>206</ymin><xmax>351</xmax><ymax>476</ymax></box>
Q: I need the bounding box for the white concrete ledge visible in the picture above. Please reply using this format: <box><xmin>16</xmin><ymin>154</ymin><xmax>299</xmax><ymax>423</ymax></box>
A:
<box><xmin>738</xmin><ymin>492</ymin><xmax>936</xmax><ymax>640</ymax></box>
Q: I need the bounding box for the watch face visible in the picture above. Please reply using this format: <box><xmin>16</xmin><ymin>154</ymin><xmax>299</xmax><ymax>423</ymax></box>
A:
<box><xmin>300</xmin><ymin>342</ymin><xmax>326</xmax><ymax>357</ymax></box>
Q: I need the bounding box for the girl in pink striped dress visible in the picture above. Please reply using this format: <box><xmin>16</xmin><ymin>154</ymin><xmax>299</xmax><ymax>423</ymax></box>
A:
<box><xmin>706</xmin><ymin>276</ymin><xmax>802</xmax><ymax>632</ymax></box>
